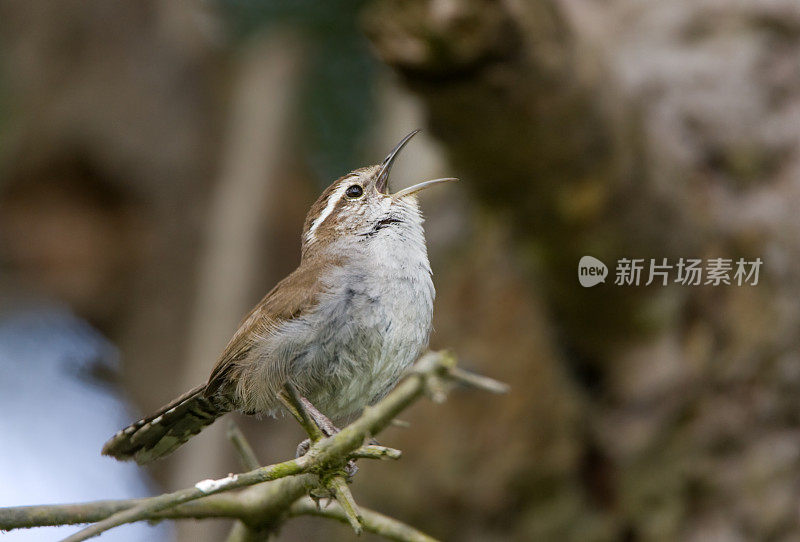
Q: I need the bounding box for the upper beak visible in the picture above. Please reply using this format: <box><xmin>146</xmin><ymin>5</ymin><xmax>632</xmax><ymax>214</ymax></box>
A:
<box><xmin>375</xmin><ymin>129</ymin><xmax>420</xmax><ymax>194</ymax></box>
<box><xmin>375</xmin><ymin>130</ymin><xmax>458</xmax><ymax>198</ymax></box>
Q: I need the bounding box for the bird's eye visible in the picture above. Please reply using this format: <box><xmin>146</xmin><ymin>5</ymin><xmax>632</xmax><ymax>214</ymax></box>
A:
<box><xmin>345</xmin><ymin>184</ymin><xmax>364</xmax><ymax>199</ymax></box>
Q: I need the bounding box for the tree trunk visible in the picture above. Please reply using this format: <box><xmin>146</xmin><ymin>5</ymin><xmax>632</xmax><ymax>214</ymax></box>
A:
<box><xmin>365</xmin><ymin>0</ymin><xmax>800</xmax><ymax>539</ymax></box>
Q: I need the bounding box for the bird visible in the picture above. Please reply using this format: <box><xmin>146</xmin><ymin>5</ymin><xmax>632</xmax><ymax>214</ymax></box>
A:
<box><xmin>102</xmin><ymin>130</ymin><xmax>456</xmax><ymax>464</ymax></box>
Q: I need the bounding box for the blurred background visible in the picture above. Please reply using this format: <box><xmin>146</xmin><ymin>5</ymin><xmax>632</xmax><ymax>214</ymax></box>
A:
<box><xmin>2</xmin><ymin>0</ymin><xmax>800</xmax><ymax>541</ymax></box>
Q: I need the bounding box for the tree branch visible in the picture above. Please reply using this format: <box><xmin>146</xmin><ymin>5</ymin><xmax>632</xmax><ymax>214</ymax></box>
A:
<box><xmin>61</xmin><ymin>458</ymin><xmax>308</xmax><ymax>542</ymax></box>
<box><xmin>289</xmin><ymin>497</ymin><xmax>439</xmax><ymax>542</ymax></box>
<box><xmin>0</xmin><ymin>350</ymin><xmax>506</xmax><ymax>542</ymax></box>
<box><xmin>227</xmin><ymin>421</ymin><xmax>261</xmax><ymax>471</ymax></box>
<box><xmin>225</xmin><ymin>420</ymin><xmax>265</xmax><ymax>540</ymax></box>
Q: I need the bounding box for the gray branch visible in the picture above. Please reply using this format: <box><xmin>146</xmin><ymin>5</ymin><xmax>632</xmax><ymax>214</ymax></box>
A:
<box><xmin>0</xmin><ymin>350</ymin><xmax>507</xmax><ymax>542</ymax></box>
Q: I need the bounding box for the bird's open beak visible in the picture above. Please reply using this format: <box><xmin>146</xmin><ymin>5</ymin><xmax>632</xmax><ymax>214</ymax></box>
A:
<box><xmin>376</xmin><ymin>130</ymin><xmax>458</xmax><ymax>198</ymax></box>
<box><xmin>376</xmin><ymin>129</ymin><xmax>420</xmax><ymax>195</ymax></box>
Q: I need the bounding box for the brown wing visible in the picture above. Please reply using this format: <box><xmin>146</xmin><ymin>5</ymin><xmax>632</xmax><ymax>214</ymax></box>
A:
<box><xmin>204</xmin><ymin>256</ymin><xmax>336</xmax><ymax>397</ymax></box>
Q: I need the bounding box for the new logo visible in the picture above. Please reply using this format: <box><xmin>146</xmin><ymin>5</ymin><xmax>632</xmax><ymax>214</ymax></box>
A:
<box><xmin>578</xmin><ymin>255</ymin><xmax>608</xmax><ymax>287</ymax></box>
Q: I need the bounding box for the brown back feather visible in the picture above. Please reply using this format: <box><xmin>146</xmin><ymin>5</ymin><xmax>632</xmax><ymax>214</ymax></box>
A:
<box><xmin>204</xmin><ymin>253</ymin><xmax>343</xmax><ymax>398</ymax></box>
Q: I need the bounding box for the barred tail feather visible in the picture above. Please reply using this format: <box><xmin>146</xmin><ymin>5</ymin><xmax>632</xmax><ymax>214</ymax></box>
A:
<box><xmin>102</xmin><ymin>385</ymin><xmax>232</xmax><ymax>464</ymax></box>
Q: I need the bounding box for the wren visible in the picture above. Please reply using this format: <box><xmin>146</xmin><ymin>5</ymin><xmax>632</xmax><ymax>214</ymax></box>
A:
<box><xmin>102</xmin><ymin>130</ymin><xmax>456</xmax><ymax>464</ymax></box>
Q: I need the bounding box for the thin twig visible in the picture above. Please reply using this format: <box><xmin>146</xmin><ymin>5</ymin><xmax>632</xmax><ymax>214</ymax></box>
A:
<box><xmin>225</xmin><ymin>420</ymin><xmax>262</xmax><ymax>540</ymax></box>
<box><xmin>350</xmin><ymin>444</ymin><xmax>402</xmax><ymax>460</ymax></box>
<box><xmin>227</xmin><ymin>420</ymin><xmax>261</xmax><ymax>471</ymax></box>
<box><xmin>290</xmin><ymin>497</ymin><xmax>439</xmax><ymax>542</ymax></box>
<box><xmin>327</xmin><ymin>476</ymin><xmax>363</xmax><ymax>535</ymax></box>
<box><xmin>448</xmin><ymin>367</ymin><xmax>510</xmax><ymax>394</ymax></box>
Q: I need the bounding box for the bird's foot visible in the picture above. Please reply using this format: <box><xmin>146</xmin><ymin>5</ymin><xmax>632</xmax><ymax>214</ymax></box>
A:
<box><xmin>290</xmin><ymin>395</ymin><xmax>360</xmax><ymax>480</ymax></box>
<box><xmin>300</xmin><ymin>397</ymin><xmax>340</xmax><ymax>437</ymax></box>
<box><xmin>343</xmin><ymin>459</ymin><xmax>358</xmax><ymax>481</ymax></box>
<box><xmin>295</xmin><ymin>436</ymin><xmax>359</xmax><ymax>481</ymax></box>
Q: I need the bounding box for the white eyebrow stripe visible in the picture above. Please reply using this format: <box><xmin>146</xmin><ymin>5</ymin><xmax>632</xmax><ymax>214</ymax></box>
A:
<box><xmin>306</xmin><ymin>181</ymin><xmax>349</xmax><ymax>242</ymax></box>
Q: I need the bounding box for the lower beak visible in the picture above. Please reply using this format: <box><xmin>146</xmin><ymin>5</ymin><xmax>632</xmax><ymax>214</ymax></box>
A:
<box><xmin>391</xmin><ymin>177</ymin><xmax>458</xmax><ymax>199</ymax></box>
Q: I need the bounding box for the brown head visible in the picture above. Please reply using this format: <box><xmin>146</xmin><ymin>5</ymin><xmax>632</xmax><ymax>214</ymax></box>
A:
<box><xmin>301</xmin><ymin>130</ymin><xmax>456</xmax><ymax>257</ymax></box>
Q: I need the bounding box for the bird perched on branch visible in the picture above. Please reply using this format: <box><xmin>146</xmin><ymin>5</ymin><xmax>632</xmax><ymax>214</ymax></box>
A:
<box><xmin>103</xmin><ymin>130</ymin><xmax>456</xmax><ymax>464</ymax></box>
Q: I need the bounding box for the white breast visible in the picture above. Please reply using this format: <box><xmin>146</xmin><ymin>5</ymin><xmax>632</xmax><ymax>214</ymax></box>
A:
<box><xmin>283</xmin><ymin>217</ymin><xmax>434</xmax><ymax>418</ymax></box>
